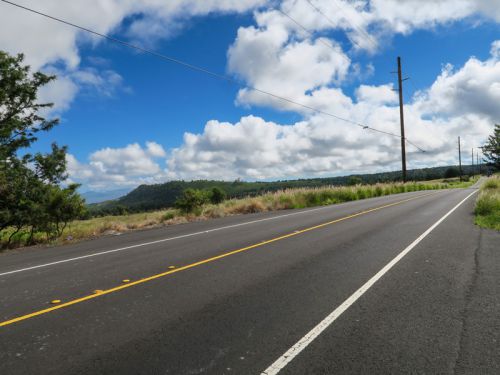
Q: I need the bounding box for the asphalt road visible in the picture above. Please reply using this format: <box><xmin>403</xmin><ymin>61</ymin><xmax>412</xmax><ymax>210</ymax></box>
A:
<box><xmin>0</xmin><ymin>186</ymin><xmax>499</xmax><ymax>374</ymax></box>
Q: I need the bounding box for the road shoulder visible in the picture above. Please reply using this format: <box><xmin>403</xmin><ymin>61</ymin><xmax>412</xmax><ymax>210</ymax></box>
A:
<box><xmin>454</xmin><ymin>227</ymin><xmax>500</xmax><ymax>373</ymax></box>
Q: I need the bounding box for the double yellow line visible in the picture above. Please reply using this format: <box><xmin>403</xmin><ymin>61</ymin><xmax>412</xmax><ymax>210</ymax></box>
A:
<box><xmin>0</xmin><ymin>192</ymin><xmax>437</xmax><ymax>328</ymax></box>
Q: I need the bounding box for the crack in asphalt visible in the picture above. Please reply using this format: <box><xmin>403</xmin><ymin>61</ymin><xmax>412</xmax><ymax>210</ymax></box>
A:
<box><xmin>452</xmin><ymin>228</ymin><xmax>483</xmax><ymax>374</ymax></box>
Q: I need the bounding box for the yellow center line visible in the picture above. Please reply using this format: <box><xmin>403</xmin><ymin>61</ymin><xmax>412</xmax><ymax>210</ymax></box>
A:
<box><xmin>0</xmin><ymin>191</ymin><xmax>439</xmax><ymax>328</ymax></box>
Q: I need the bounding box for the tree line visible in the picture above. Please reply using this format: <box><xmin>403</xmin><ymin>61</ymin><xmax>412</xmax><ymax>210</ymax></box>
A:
<box><xmin>89</xmin><ymin>164</ymin><xmax>489</xmax><ymax>216</ymax></box>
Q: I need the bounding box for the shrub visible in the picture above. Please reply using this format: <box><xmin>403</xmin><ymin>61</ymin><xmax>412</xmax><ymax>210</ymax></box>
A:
<box><xmin>162</xmin><ymin>211</ymin><xmax>176</xmax><ymax>221</ymax></box>
<box><xmin>209</xmin><ymin>187</ymin><xmax>226</xmax><ymax>204</ymax></box>
<box><xmin>175</xmin><ymin>189</ymin><xmax>209</xmax><ymax>213</ymax></box>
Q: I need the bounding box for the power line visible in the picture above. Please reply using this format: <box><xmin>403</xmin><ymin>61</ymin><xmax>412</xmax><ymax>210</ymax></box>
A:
<box><xmin>274</xmin><ymin>6</ymin><xmax>425</xmax><ymax>152</ymax></box>
<box><xmin>304</xmin><ymin>0</ymin><xmax>361</xmax><ymax>50</ymax></box>
<box><xmin>305</xmin><ymin>0</ymin><xmax>377</xmax><ymax>51</ymax></box>
<box><xmin>330</xmin><ymin>0</ymin><xmax>378</xmax><ymax>50</ymax></box>
<box><xmin>0</xmin><ymin>0</ymin><xmax>425</xmax><ymax>152</ymax></box>
<box><xmin>275</xmin><ymin>7</ymin><xmax>350</xmax><ymax>64</ymax></box>
<box><xmin>278</xmin><ymin>4</ymin><xmax>425</xmax><ymax>152</ymax></box>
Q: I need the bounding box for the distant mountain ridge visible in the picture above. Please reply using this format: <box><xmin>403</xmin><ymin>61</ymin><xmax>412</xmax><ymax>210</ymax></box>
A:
<box><xmin>81</xmin><ymin>188</ymin><xmax>132</xmax><ymax>204</ymax></box>
<box><xmin>89</xmin><ymin>165</ymin><xmax>476</xmax><ymax>215</ymax></box>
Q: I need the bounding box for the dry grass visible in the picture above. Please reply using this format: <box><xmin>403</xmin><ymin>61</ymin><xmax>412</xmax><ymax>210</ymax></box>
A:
<box><xmin>1</xmin><ymin>178</ymin><xmax>479</xmax><ymax>250</ymax></box>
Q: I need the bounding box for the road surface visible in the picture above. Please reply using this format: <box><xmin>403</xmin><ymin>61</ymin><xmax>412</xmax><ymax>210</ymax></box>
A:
<box><xmin>0</xmin><ymin>185</ymin><xmax>499</xmax><ymax>374</ymax></box>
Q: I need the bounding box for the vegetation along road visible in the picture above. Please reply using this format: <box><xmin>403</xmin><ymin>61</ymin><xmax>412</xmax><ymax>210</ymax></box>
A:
<box><xmin>1</xmin><ymin>181</ymin><xmax>499</xmax><ymax>374</ymax></box>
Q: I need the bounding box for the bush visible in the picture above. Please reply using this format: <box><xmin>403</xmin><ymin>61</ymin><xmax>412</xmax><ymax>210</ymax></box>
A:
<box><xmin>175</xmin><ymin>189</ymin><xmax>209</xmax><ymax>213</ymax></box>
<box><xmin>162</xmin><ymin>211</ymin><xmax>176</xmax><ymax>221</ymax></box>
<box><xmin>209</xmin><ymin>187</ymin><xmax>226</xmax><ymax>204</ymax></box>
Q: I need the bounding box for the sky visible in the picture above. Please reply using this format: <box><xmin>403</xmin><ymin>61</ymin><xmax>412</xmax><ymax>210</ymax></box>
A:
<box><xmin>0</xmin><ymin>0</ymin><xmax>499</xmax><ymax>192</ymax></box>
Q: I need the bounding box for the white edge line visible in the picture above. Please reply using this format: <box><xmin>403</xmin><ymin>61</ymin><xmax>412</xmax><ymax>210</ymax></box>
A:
<box><xmin>0</xmin><ymin>196</ymin><xmax>378</xmax><ymax>277</ymax></box>
<box><xmin>261</xmin><ymin>189</ymin><xmax>478</xmax><ymax>375</ymax></box>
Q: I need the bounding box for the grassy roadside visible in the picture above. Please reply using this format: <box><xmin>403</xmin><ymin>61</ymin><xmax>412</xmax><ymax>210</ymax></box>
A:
<box><xmin>1</xmin><ymin>177</ymin><xmax>478</xmax><ymax>250</ymax></box>
<box><xmin>474</xmin><ymin>176</ymin><xmax>500</xmax><ymax>231</ymax></box>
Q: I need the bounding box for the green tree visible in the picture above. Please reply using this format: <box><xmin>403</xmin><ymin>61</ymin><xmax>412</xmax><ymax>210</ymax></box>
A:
<box><xmin>0</xmin><ymin>51</ymin><xmax>85</xmax><ymax>247</ymax></box>
<box><xmin>209</xmin><ymin>187</ymin><xmax>226</xmax><ymax>204</ymax></box>
<box><xmin>444</xmin><ymin>167</ymin><xmax>460</xmax><ymax>179</ymax></box>
<box><xmin>482</xmin><ymin>124</ymin><xmax>500</xmax><ymax>171</ymax></box>
<box><xmin>175</xmin><ymin>189</ymin><xmax>209</xmax><ymax>213</ymax></box>
<box><xmin>41</xmin><ymin>184</ymin><xmax>86</xmax><ymax>239</ymax></box>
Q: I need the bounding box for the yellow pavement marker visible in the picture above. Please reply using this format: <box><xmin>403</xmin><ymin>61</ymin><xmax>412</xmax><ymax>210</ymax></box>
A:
<box><xmin>0</xmin><ymin>192</ymin><xmax>438</xmax><ymax>328</ymax></box>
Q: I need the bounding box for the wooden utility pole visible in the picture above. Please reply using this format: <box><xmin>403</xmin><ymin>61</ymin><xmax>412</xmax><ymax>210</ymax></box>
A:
<box><xmin>397</xmin><ymin>57</ymin><xmax>407</xmax><ymax>182</ymax></box>
<box><xmin>472</xmin><ymin>148</ymin><xmax>474</xmax><ymax>176</ymax></box>
<box><xmin>477</xmin><ymin>151</ymin><xmax>481</xmax><ymax>175</ymax></box>
<box><xmin>458</xmin><ymin>136</ymin><xmax>462</xmax><ymax>181</ymax></box>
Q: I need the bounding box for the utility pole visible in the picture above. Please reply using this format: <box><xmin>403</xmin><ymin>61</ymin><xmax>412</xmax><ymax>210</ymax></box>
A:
<box><xmin>397</xmin><ymin>56</ymin><xmax>407</xmax><ymax>182</ymax></box>
<box><xmin>477</xmin><ymin>151</ymin><xmax>481</xmax><ymax>175</ymax></box>
<box><xmin>472</xmin><ymin>148</ymin><xmax>474</xmax><ymax>176</ymax></box>
<box><xmin>458</xmin><ymin>136</ymin><xmax>462</xmax><ymax>181</ymax></box>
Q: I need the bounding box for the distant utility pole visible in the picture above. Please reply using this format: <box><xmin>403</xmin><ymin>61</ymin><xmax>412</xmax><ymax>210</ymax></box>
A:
<box><xmin>397</xmin><ymin>56</ymin><xmax>407</xmax><ymax>182</ymax></box>
<box><xmin>458</xmin><ymin>136</ymin><xmax>462</xmax><ymax>181</ymax></box>
<box><xmin>477</xmin><ymin>151</ymin><xmax>481</xmax><ymax>175</ymax></box>
<box><xmin>472</xmin><ymin>148</ymin><xmax>474</xmax><ymax>176</ymax></box>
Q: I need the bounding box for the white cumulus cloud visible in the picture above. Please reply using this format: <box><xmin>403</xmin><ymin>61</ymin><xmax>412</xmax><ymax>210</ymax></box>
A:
<box><xmin>165</xmin><ymin>41</ymin><xmax>500</xmax><ymax>182</ymax></box>
<box><xmin>67</xmin><ymin>142</ymin><xmax>168</xmax><ymax>190</ymax></box>
<box><xmin>2</xmin><ymin>1</ymin><xmax>499</xmax><ymax>190</ymax></box>
<box><xmin>0</xmin><ymin>0</ymin><xmax>266</xmax><ymax>115</ymax></box>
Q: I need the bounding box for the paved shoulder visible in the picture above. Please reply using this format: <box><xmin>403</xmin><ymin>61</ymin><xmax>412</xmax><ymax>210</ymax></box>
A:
<box><xmin>277</xmin><ymin>187</ymin><xmax>498</xmax><ymax>374</ymax></box>
<box><xmin>454</xmin><ymin>227</ymin><xmax>500</xmax><ymax>372</ymax></box>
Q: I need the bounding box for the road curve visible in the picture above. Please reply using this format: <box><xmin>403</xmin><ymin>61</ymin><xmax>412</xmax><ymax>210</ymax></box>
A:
<box><xmin>0</xmin><ymin>186</ymin><xmax>499</xmax><ymax>374</ymax></box>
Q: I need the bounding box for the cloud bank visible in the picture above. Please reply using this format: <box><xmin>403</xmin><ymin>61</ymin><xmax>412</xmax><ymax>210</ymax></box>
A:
<box><xmin>1</xmin><ymin>0</ymin><xmax>499</xmax><ymax>190</ymax></box>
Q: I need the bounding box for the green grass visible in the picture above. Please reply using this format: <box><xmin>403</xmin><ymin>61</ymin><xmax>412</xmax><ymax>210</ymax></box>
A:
<box><xmin>0</xmin><ymin>177</ymin><xmax>479</xmax><ymax>250</ymax></box>
<box><xmin>474</xmin><ymin>176</ymin><xmax>500</xmax><ymax>231</ymax></box>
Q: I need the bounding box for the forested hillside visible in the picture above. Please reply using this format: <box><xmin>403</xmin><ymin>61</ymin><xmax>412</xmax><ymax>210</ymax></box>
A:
<box><xmin>89</xmin><ymin>165</ymin><xmax>477</xmax><ymax>215</ymax></box>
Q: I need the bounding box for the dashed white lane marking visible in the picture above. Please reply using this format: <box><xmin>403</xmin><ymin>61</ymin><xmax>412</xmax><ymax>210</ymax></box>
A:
<box><xmin>261</xmin><ymin>189</ymin><xmax>478</xmax><ymax>375</ymax></box>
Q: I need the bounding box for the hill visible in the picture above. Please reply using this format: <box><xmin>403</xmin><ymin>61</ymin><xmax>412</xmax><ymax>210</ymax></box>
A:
<box><xmin>81</xmin><ymin>188</ymin><xmax>132</xmax><ymax>204</ymax></box>
<box><xmin>89</xmin><ymin>165</ymin><xmax>476</xmax><ymax>215</ymax></box>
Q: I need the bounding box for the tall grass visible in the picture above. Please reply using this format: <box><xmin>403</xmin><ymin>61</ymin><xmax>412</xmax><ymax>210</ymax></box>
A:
<box><xmin>1</xmin><ymin>178</ymin><xmax>478</xmax><ymax>250</ymax></box>
<box><xmin>475</xmin><ymin>176</ymin><xmax>500</xmax><ymax>230</ymax></box>
<box><xmin>213</xmin><ymin>182</ymin><xmax>445</xmax><ymax>215</ymax></box>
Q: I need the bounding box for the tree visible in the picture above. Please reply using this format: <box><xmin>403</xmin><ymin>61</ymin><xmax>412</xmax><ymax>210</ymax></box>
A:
<box><xmin>444</xmin><ymin>167</ymin><xmax>460</xmax><ymax>179</ymax></box>
<box><xmin>175</xmin><ymin>189</ymin><xmax>209</xmax><ymax>213</ymax></box>
<box><xmin>0</xmin><ymin>52</ymin><xmax>59</xmax><ymax>161</ymax></box>
<box><xmin>0</xmin><ymin>51</ymin><xmax>85</xmax><ymax>247</ymax></box>
<box><xmin>482</xmin><ymin>124</ymin><xmax>500</xmax><ymax>171</ymax></box>
<box><xmin>209</xmin><ymin>187</ymin><xmax>226</xmax><ymax>204</ymax></box>
<box><xmin>40</xmin><ymin>184</ymin><xmax>86</xmax><ymax>239</ymax></box>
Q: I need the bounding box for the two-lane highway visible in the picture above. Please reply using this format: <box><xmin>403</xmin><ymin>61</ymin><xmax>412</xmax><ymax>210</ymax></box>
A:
<box><xmin>1</xmin><ymin>186</ymin><xmax>499</xmax><ymax>374</ymax></box>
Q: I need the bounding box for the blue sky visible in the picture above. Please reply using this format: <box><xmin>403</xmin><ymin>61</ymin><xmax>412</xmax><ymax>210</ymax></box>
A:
<box><xmin>1</xmin><ymin>0</ymin><xmax>499</xmax><ymax>191</ymax></box>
